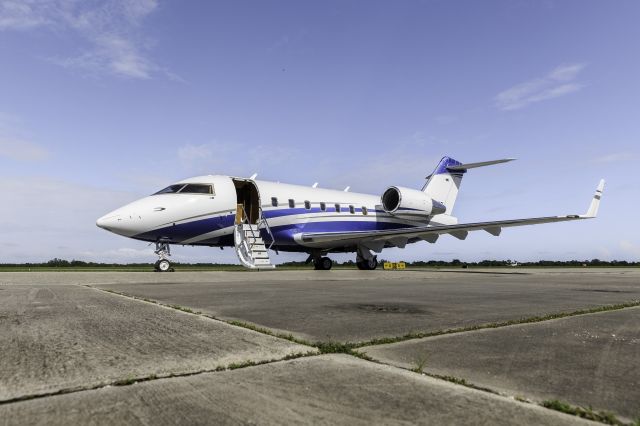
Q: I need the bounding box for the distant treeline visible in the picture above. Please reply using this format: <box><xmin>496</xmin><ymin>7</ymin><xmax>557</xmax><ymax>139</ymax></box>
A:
<box><xmin>0</xmin><ymin>258</ymin><xmax>239</xmax><ymax>268</ymax></box>
<box><xmin>279</xmin><ymin>258</ymin><xmax>639</xmax><ymax>267</ymax></box>
<box><xmin>0</xmin><ymin>257</ymin><xmax>637</xmax><ymax>268</ymax></box>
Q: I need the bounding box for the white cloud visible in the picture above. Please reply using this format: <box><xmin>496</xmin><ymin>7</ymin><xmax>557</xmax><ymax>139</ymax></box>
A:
<box><xmin>0</xmin><ymin>175</ymin><xmax>145</xmax><ymax>262</ymax></box>
<box><xmin>495</xmin><ymin>63</ymin><xmax>587</xmax><ymax>111</ymax></box>
<box><xmin>178</xmin><ymin>143</ymin><xmax>214</xmax><ymax>163</ymax></box>
<box><xmin>0</xmin><ymin>1</ymin><xmax>49</xmax><ymax>29</ymax></box>
<box><xmin>176</xmin><ymin>141</ymin><xmax>302</xmax><ymax>179</ymax></box>
<box><xmin>620</xmin><ymin>240</ymin><xmax>640</xmax><ymax>259</ymax></box>
<box><xmin>0</xmin><ymin>113</ymin><xmax>48</xmax><ymax>161</ymax></box>
<box><xmin>434</xmin><ymin>115</ymin><xmax>457</xmax><ymax>125</ymax></box>
<box><xmin>0</xmin><ymin>136</ymin><xmax>48</xmax><ymax>161</ymax></box>
<box><xmin>0</xmin><ymin>0</ymin><xmax>166</xmax><ymax>80</ymax></box>
<box><xmin>593</xmin><ymin>152</ymin><xmax>632</xmax><ymax>163</ymax></box>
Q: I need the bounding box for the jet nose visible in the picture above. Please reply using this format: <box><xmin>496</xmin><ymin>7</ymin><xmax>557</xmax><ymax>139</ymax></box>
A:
<box><xmin>96</xmin><ymin>213</ymin><xmax>120</xmax><ymax>230</ymax></box>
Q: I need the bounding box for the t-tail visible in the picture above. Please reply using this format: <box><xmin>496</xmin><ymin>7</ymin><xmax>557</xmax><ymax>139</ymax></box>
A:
<box><xmin>422</xmin><ymin>156</ymin><xmax>515</xmax><ymax>215</ymax></box>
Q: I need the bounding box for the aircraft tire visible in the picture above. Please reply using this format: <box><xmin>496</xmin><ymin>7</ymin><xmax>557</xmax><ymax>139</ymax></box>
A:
<box><xmin>321</xmin><ymin>257</ymin><xmax>332</xmax><ymax>270</ymax></box>
<box><xmin>356</xmin><ymin>256</ymin><xmax>378</xmax><ymax>270</ymax></box>
<box><xmin>314</xmin><ymin>257</ymin><xmax>332</xmax><ymax>270</ymax></box>
<box><xmin>367</xmin><ymin>256</ymin><xmax>378</xmax><ymax>270</ymax></box>
<box><xmin>157</xmin><ymin>259</ymin><xmax>172</xmax><ymax>272</ymax></box>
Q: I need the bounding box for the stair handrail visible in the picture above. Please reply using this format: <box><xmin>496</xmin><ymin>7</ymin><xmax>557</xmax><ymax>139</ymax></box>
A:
<box><xmin>258</xmin><ymin>207</ymin><xmax>275</xmax><ymax>250</ymax></box>
<box><xmin>237</xmin><ymin>205</ymin><xmax>260</xmax><ymax>252</ymax></box>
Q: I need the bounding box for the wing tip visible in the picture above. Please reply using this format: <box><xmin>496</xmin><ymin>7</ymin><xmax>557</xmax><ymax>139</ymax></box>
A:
<box><xmin>585</xmin><ymin>178</ymin><xmax>605</xmax><ymax>218</ymax></box>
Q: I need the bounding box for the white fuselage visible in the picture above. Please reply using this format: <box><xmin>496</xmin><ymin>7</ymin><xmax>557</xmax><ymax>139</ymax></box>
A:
<box><xmin>96</xmin><ymin>175</ymin><xmax>454</xmax><ymax>254</ymax></box>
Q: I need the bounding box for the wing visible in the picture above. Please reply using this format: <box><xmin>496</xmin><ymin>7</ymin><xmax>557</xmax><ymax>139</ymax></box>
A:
<box><xmin>299</xmin><ymin>180</ymin><xmax>605</xmax><ymax>251</ymax></box>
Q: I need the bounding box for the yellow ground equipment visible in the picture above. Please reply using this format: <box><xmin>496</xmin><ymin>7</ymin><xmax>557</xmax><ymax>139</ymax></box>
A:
<box><xmin>383</xmin><ymin>262</ymin><xmax>406</xmax><ymax>270</ymax></box>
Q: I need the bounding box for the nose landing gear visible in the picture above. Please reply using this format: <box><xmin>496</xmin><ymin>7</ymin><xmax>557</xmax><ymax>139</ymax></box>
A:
<box><xmin>356</xmin><ymin>246</ymin><xmax>378</xmax><ymax>270</ymax></box>
<box><xmin>154</xmin><ymin>241</ymin><xmax>174</xmax><ymax>272</ymax></box>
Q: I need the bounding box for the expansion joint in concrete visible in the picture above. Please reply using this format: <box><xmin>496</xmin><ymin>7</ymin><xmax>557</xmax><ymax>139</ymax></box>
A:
<box><xmin>351</xmin><ymin>300</ymin><xmax>640</xmax><ymax>349</ymax></box>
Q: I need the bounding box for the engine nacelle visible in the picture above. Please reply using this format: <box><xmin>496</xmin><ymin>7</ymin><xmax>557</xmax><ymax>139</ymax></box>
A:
<box><xmin>381</xmin><ymin>186</ymin><xmax>447</xmax><ymax>220</ymax></box>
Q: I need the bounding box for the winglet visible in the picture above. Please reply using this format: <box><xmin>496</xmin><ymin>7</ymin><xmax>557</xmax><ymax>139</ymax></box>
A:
<box><xmin>585</xmin><ymin>179</ymin><xmax>605</xmax><ymax>218</ymax></box>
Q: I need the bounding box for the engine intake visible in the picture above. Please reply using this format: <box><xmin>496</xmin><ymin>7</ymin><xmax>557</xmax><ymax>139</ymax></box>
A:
<box><xmin>381</xmin><ymin>186</ymin><xmax>446</xmax><ymax>220</ymax></box>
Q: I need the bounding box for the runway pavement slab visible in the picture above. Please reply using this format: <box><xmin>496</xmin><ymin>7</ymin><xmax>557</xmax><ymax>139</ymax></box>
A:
<box><xmin>88</xmin><ymin>269</ymin><xmax>640</xmax><ymax>342</ymax></box>
<box><xmin>0</xmin><ymin>354</ymin><xmax>593</xmax><ymax>426</ymax></box>
<box><xmin>362</xmin><ymin>307</ymin><xmax>640</xmax><ymax>420</ymax></box>
<box><xmin>0</xmin><ymin>284</ymin><xmax>314</xmax><ymax>402</ymax></box>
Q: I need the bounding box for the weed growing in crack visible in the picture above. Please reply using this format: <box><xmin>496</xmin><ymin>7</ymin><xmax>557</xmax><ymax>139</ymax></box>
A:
<box><xmin>169</xmin><ymin>305</ymin><xmax>191</xmax><ymax>313</ymax></box>
<box><xmin>411</xmin><ymin>356</ymin><xmax>429</xmax><ymax>374</ymax></box>
<box><xmin>541</xmin><ymin>400</ymin><xmax>622</xmax><ymax>425</ymax></box>
<box><xmin>226</xmin><ymin>320</ymin><xmax>311</xmax><ymax>346</ymax></box>
<box><xmin>354</xmin><ymin>300</ymin><xmax>640</xmax><ymax>348</ymax></box>
<box><xmin>113</xmin><ymin>376</ymin><xmax>139</xmax><ymax>386</ymax></box>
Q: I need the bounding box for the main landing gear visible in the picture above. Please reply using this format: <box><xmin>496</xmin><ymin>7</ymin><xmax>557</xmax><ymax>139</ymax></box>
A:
<box><xmin>356</xmin><ymin>256</ymin><xmax>378</xmax><ymax>270</ymax></box>
<box><xmin>306</xmin><ymin>251</ymin><xmax>333</xmax><ymax>270</ymax></box>
<box><xmin>314</xmin><ymin>256</ymin><xmax>333</xmax><ymax>270</ymax></box>
<box><xmin>356</xmin><ymin>246</ymin><xmax>378</xmax><ymax>270</ymax></box>
<box><xmin>154</xmin><ymin>241</ymin><xmax>174</xmax><ymax>272</ymax></box>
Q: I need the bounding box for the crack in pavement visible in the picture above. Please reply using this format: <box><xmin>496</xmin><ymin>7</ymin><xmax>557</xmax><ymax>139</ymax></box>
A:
<box><xmin>7</xmin><ymin>284</ymin><xmax>635</xmax><ymax>425</ymax></box>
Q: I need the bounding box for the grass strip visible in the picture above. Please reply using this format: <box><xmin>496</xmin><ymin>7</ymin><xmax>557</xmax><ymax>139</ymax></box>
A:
<box><xmin>353</xmin><ymin>300</ymin><xmax>640</xmax><ymax>348</ymax></box>
<box><xmin>0</xmin><ymin>351</ymin><xmax>316</xmax><ymax>406</ymax></box>
<box><xmin>541</xmin><ymin>400</ymin><xmax>626</xmax><ymax>425</ymax></box>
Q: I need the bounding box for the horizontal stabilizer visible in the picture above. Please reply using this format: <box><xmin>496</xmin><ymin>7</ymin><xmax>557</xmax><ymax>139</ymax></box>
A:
<box><xmin>446</xmin><ymin>158</ymin><xmax>515</xmax><ymax>172</ymax></box>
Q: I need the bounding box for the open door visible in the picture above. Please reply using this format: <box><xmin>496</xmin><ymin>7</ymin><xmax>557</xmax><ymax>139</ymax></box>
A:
<box><xmin>232</xmin><ymin>178</ymin><xmax>260</xmax><ymax>224</ymax></box>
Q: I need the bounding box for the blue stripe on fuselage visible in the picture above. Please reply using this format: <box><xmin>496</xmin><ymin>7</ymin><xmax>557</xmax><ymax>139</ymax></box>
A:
<box><xmin>133</xmin><ymin>214</ymin><xmax>235</xmax><ymax>242</ymax></box>
<box><xmin>133</xmin><ymin>207</ymin><xmax>420</xmax><ymax>245</ymax></box>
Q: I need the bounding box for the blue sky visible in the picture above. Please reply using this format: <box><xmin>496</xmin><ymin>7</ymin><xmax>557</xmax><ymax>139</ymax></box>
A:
<box><xmin>1</xmin><ymin>0</ymin><xmax>638</xmax><ymax>264</ymax></box>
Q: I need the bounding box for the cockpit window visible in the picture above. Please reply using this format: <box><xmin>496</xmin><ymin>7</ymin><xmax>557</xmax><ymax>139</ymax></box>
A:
<box><xmin>153</xmin><ymin>183</ymin><xmax>214</xmax><ymax>195</ymax></box>
<box><xmin>154</xmin><ymin>184</ymin><xmax>186</xmax><ymax>195</ymax></box>
<box><xmin>179</xmin><ymin>184</ymin><xmax>213</xmax><ymax>194</ymax></box>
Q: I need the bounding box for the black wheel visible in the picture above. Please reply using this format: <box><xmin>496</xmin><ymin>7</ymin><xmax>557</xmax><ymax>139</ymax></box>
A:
<box><xmin>356</xmin><ymin>256</ymin><xmax>378</xmax><ymax>270</ymax></box>
<box><xmin>367</xmin><ymin>256</ymin><xmax>378</xmax><ymax>270</ymax></box>
<box><xmin>321</xmin><ymin>257</ymin><xmax>332</xmax><ymax>270</ymax></box>
<box><xmin>154</xmin><ymin>260</ymin><xmax>161</xmax><ymax>271</ymax></box>
<box><xmin>157</xmin><ymin>259</ymin><xmax>172</xmax><ymax>272</ymax></box>
<box><xmin>314</xmin><ymin>257</ymin><xmax>332</xmax><ymax>270</ymax></box>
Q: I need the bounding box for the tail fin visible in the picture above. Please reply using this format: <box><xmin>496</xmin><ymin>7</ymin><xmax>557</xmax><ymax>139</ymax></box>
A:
<box><xmin>422</xmin><ymin>156</ymin><xmax>515</xmax><ymax>215</ymax></box>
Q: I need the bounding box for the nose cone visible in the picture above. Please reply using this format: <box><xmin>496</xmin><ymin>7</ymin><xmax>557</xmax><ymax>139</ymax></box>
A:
<box><xmin>96</xmin><ymin>207</ymin><xmax>143</xmax><ymax>237</ymax></box>
<box><xmin>96</xmin><ymin>213</ymin><xmax>120</xmax><ymax>230</ymax></box>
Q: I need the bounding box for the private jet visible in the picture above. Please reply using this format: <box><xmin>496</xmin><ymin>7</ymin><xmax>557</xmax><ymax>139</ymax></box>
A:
<box><xmin>96</xmin><ymin>156</ymin><xmax>604</xmax><ymax>271</ymax></box>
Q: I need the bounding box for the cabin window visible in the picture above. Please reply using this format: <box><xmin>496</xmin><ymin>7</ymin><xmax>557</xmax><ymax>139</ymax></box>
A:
<box><xmin>335</xmin><ymin>203</ymin><xmax>341</xmax><ymax>213</ymax></box>
<box><xmin>288</xmin><ymin>199</ymin><xmax>295</xmax><ymax>208</ymax></box>
<box><xmin>304</xmin><ymin>200</ymin><xmax>311</xmax><ymax>210</ymax></box>
<box><xmin>153</xmin><ymin>184</ymin><xmax>186</xmax><ymax>195</ymax></box>
<box><xmin>180</xmin><ymin>184</ymin><xmax>213</xmax><ymax>194</ymax></box>
<box><xmin>271</xmin><ymin>197</ymin><xmax>278</xmax><ymax>207</ymax></box>
<box><xmin>349</xmin><ymin>205</ymin><xmax>355</xmax><ymax>214</ymax></box>
<box><xmin>362</xmin><ymin>206</ymin><xmax>368</xmax><ymax>215</ymax></box>
<box><xmin>320</xmin><ymin>202</ymin><xmax>326</xmax><ymax>211</ymax></box>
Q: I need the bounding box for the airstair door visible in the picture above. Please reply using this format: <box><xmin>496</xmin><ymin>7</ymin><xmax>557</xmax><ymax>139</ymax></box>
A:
<box><xmin>231</xmin><ymin>178</ymin><xmax>274</xmax><ymax>269</ymax></box>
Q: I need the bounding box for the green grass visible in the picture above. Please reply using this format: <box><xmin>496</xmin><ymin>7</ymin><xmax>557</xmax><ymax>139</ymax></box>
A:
<box><xmin>542</xmin><ymin>400</ymin><xmax>623</xmax><ymax>425</ymax></box>
<box><xmin>0</xmin><ymin>265</ymin><xmax>250</xmax><ymax>272</ymax></box>
<box><xmin>89</xmin><ymin>285</ymin><xmax>639</xmax><ymax>425</ymax></box>
<box><xmin>168</xmin><ymin>305</ymin><xmax>199</xmax><ymax>314</ymax></box>
<box><xmin>411</xmin><ymin>356</ymin><xmax>428</xmax><ymax>374</ymax></box>
<box><xmin>353</xmin><ymin>300</ymin><xmax>640</xmax><ymax>348</ymax></box>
